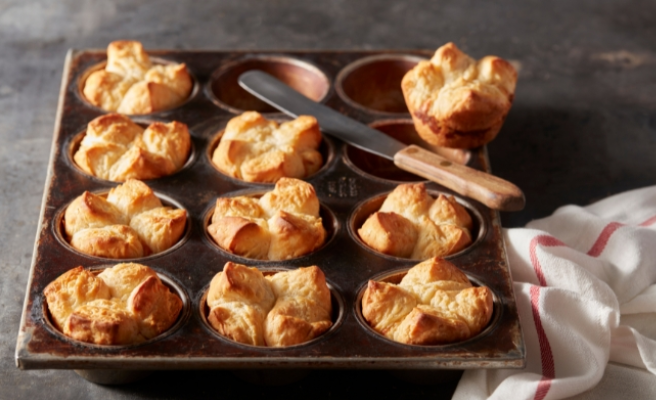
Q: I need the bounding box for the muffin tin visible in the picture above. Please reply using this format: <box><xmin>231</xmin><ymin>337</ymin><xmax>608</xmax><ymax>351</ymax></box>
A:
<box><xmin>16</xmin><ymin>49</ymin><xmax>525</xmax><ymax>373</ymax></box>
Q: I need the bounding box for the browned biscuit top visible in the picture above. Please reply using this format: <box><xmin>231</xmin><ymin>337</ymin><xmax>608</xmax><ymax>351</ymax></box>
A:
<box><xmin>44</xmin><ymin>263</ymin><xmax>182</xmax><ymax>345</ymax></box>
<box><xmin>362</xmin><ymin>257</ymin><xmax>493</xmax><ymax>345</ymax></box>
<box><xmin>402</xmin><ymin>42</ymin><xmax>517</xmax><ymax>148</ymax></box>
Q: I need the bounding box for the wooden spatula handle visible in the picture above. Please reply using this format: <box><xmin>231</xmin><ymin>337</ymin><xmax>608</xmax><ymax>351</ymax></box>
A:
<box><xmin>394</xmin><ymin>145</ymin><xmax>525</xmax><ymax>211</ymax></box>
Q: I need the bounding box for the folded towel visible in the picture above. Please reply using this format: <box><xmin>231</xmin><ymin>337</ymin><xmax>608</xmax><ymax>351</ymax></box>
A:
<box><xmin>454</xmin><ymin>186</ymin><xmax>656</xmax><ymax>400</ymax></box>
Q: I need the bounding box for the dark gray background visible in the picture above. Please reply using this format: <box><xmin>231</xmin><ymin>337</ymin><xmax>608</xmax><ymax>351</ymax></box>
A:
<box><xmin>1</xmin><ymin>0</ymin><xmax>655</xmax><ymax>398</ymax></box>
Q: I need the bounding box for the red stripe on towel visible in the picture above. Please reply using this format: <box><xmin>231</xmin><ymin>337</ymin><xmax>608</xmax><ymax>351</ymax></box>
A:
<box><xmin>639</xmin><ymin>215</ymin><xmax>656</xmax><ymax>227</ymax></box>
<box><xmin>526</xmin><ymin>214</ymin><xmax>656</xmax><ymax>400</ymax></box>
<box><xmin>586</xmin><ymin>222</ymin><xmax>624</xmax><ymax>257</ymax></box>
<box><xmin>531</xmin><ymin>285</ymin><xmax>554</xmax><ymax>400</ymax></box>
<box><xmin>529</xmin><ymin>235</ymin><xmax>564</xmax><ymax>286</ymax></box>
<box><xmin>586</xmin><ymin>215</ymin><xmax>656</xmax><ymax>256</ymax></box>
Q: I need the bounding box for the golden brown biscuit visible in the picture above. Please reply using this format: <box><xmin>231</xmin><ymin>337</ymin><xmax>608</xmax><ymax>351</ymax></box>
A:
<box><xmin>144</xmin><ymin>64</ymin><xmax>193</xmax><ymax>100</ymax></box>
<box><xmin>211</xmin><ymin>196</ymin><xmax>264</xmax><ymax>222</ymax></box>
<box><xmin>401</xmin><ymin>42</ymin><xmax>517</xmax><ymax>148</ymax></box>
<box><xmin>129</xmin><ymin>207</ymin><xmax>187</xmax><ymax>254</ymax></box>
<box><xmin>82</xmin><ymin>71</ymin><xmax>137</xmax><ymax>112</ymax></box>
<box><xmin>124</xmin><ymin>273</ymin><xmax>183</xmax><ymax>340</ymax></box>
<box><xmin>70</xmin><ymin>225</ymin><xmax>145</xmax><ymax>259</ymax></box>
<box><xmin>362</xmin><ymin>257</ymin><xmax>493</xmax><ymax>345</ymax></box>
<box><xmin>140</xmin><ymin>121</ymin><xmax>192</xmax><ymax>171</ymax></box>
<box><xmin>64</xmin><ymin>299</ymin><xmax>140</xmax><ymax>345</ymax></box>
<box><xmin>211</xmin><ymin>112</ymin><xmax>323</xmax><ymax>183</ymax></box>
<box><xmin>83</xmin><ymin>40</ymin><xmax>192</xmax><ymax>114</ymax></box>
<box><xmin>73</xmin><ymin>114</ymin><xmax>190</xmax><ymax>182</ymax></box>
<box><xmin>206</xmin><ymin>262</ymin><xmax>275</xmax><ymax>346</ymax></box>
<box><xmin>97</xmin><ymin>262</ymin><xmax>158</xmax><ymax>301</ymax></box>
<box><xmin>117</xmin><ymin>81</ymin><xmax>182</xmax><ymax>115</ymax></box>
<box><xmin>106</xmin><ymin>179</ymin><xmax>162</xmax><ymax>219</ymax></box>
<box><xmin>411</xmin><ymin>218</ymin><xmax>471</xmax><ymax>260</ymax></box>
<box><xmin>267</xmin><ymin>211</ymin><xmax>326</xmax><ymax>261</ymax></box>
<box><xmin>64</xmin><ymin>180</ymin><xmax>186</xmax><ymax>258</ymax></box>
<box><xmin>43</xmin><ymin>267</ymin><xmax>111</xmax><ymax>330</ymax></box>
<box><xmin>259</xmin><ymin>176</ymin><xmax>320</xmax><ymax>217</ymax></box>
<box><xmin>207</xmin><ymin>178</ymin><xmax>325</xmax><ymax>260</ymax></box>
<box><xmin>205</xmin><ymin>263</ymin><xmax>332</xmax><ymax>347</ymax></box>
<box><xmin>64</xmin><ymin>191</ymin><xmax>128</xmax><ymax>238</ymax></box>
<box><xmin>357</xmin><ymin>212</ymin><xmax>417</xmax><ymax>258</ymax></box>
<box><xmin>44</xmin><ymin>263</ymin><xmax>182</xmax><ymax>345</ymax></box>
<box><xmin>105</xmin><ymin>40</ymin><xmax>151</xmax><ymax>78</ymax></box>
<box><xmin>264</xmin><ymin>266</ymin><xmax>332</xmax><ymax>347</ymax></box>
<box><xmin>108</xmin><ymin>140</ymin><xmax>177</xmax><ymax>182</ymax></box>
<box><xmin>358</xmin><ymin>183</ymin><xmax>472</xmax><ymax>259</ymax></box>
<box><xmin>73</xmin><ymin>114</ymin><xmax>142</xmax><ymax>179</ymax></box>
<box><xmin>207</xmin><ymin>217</ymin><xmax>271</xmax><ymax>260</ymax></box>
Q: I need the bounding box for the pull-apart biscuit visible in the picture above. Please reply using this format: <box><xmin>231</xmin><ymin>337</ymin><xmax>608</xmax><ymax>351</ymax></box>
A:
<box><xmin>402</xmin><ymin>42</ymin><xmax>517</xmax><ymax>149</ymax></box>
<box><xmin>83</xmin><ymin>40</ymin><xmax>192</xmax><ymax>114</ymax></box>
<box><xmin>74</xmin><ymin>113</ymin><xmax>190</xmax><ymax>182</ymax></box>
<box><xmin>206</xmin><ymin>262</ymin><xmax>276</xmax><ymax>346</ymax></box>
<box><xmin>362</xmin><ymin>257</ymin><xmax>493</xmax><ymax>345</ymax></box>
<box><xmin>64</xmin><ymin>179</ymin><xmax>186</xmax><ymax>258</ymax></box>
<box><xmin>206</xmin><ymin>263</ymin><xmax>332</xmax><ymax>347</ymax></box>
<box><xmin>44</xmin><ymin>263</ymin><xmax>182</xmax><ymax>345</ymax></box>
<box><xmin>264</xmin><ymin>266</ymin><xmax>333</xmax><ymax>347</ymax></box>
<box><xmin>212</xmin><ymin>111</ymin><xmax>323</xmax><ymax>183</ymax></box>
<box><xmin>358</xmin><ymin>183</ymin><xmax>472</xmax><ymax>259</ymax></box>
<box><xmin>208</xmin><ymin>178</ymin><xmax>325</xmax><ymax>260</ymax></box>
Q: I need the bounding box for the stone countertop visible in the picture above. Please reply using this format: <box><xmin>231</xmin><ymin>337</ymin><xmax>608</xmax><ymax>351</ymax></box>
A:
<box><xmin>1</xmin><ymin>1</ymin><xmax>655</xmax><ymax>398</ymax></box>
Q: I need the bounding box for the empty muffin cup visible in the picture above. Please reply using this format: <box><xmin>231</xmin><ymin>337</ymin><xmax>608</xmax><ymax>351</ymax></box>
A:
<box><xmin>354</xmin><ymin>268</ymin><xmax>500</xmax><ymax>348</ymax></box>
<box><xmin>77</xmin><ymin>58</ymin><xmax>199</xmax><ymax>115</ymax></box>
<box><xmin>54</xmin><ymin>190</ymin><xmax>191</xmax><ymax>261</ymax></box>
<box><xmin>41</xmin><ymin>265</ymin><xmax>190</xmax><ymax>349</ymax></box>
<box><xmin>348</xmin><ymin>189</ymin><xmax>485</xmax><ymax>261</ymax></box>
<box><xmin>198</xmin><ymin>267</ymin><xmax>345</xmax><ymax>350</ymax></box>
<box><xmin>336</xmin><ymin>54</ymin><xmax>425</xmax><ymax>114</ymax></box>
<box><xmin>203</xmin><ymin>189</ymin><xmax>339</xmax><ymax>262</ymax></box>
<box><xmin>66</xmin><ymin>120</ymin><xmax>197</xmax><ymax>183</ymax></box>
<box><xmin>208</xmin><ymin>56</ymin><xmax>330</xmax><ymax>114</ymax></box>
<box><xmin>344</xmin><ymin>119</ymin><xmax>471</xmax><ymax>183</ymax></box>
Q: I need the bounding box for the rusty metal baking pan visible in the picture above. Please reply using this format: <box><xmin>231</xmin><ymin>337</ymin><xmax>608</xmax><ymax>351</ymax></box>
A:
<box><xmin>16</xmin><ymin>48</ymin><xmax>525</xmax><ymax>371</ymax></box>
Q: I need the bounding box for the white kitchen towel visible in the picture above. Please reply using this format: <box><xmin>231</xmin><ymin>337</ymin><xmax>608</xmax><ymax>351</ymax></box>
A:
<box><xmin>453</xmin><ymin>186</ymin><xmax>656</xmax><ymax>400</ymax></box>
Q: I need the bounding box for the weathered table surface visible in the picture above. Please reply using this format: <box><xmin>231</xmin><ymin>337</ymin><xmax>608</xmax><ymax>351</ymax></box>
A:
<box><xmin>1</xmin><ymin>1</ymin><xmax>655</xmax><ymax>399</ymax></box>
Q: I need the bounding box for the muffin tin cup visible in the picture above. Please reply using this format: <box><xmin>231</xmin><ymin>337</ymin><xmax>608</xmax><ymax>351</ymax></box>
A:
<box><xmin>207</xmin><ymin>55</ymin><xmax>330</xmax><ymax>114</ymax></box>
<box><xmin>335</xmin><ymin>54</ymin><xmax>426</xmax><ymax>114</ymax></box>
<box><xmin>77</xmin><ymin>58</ymin><xmax>201</xmax><ymax>117</ymax></box>
<box><xmin>202</xmin><ymin>189</ymin><xmax>339</xmax><ymax>264</ymax></box>
<box><xmin>354</xmin><ymin>268</ymin><xmax>502</xmax><ymax>350</ymax></box>
<box><xmin>65</xmin><ymin>120</ymin><xmax>199</xmax><ymax>184</ymax></box>
<box><xmin>40</xmin><ymin>265</ymin><xmax>192</xmax><ymax>350</ymax></box>
<box><xmin>205</xmin><ymin>121</ymin><xmax>337</xmax><ymax>187</ymax></box>
<box><xmin>347</xmin><ymin>189</ymin><xmax>487</xmax><ymax>262</ymax></box>
<box><xmin>44</xmin><ymin>266</ymin><xmax>191</xmax><ymax>385</ymax></box>
<box><xmin>197</xmin><ymin>267</ymin><xmax>345</xmax><ymax>351</ymax></box>
<box><xmin>53</xmin><ymin>189</ymin><xmax>192</xmax><ymax>263</ymax></box>
<box><xmin>17</xmin><ymin>49</ymin><xmax>524</xmax><ymax>375</ymax></box>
